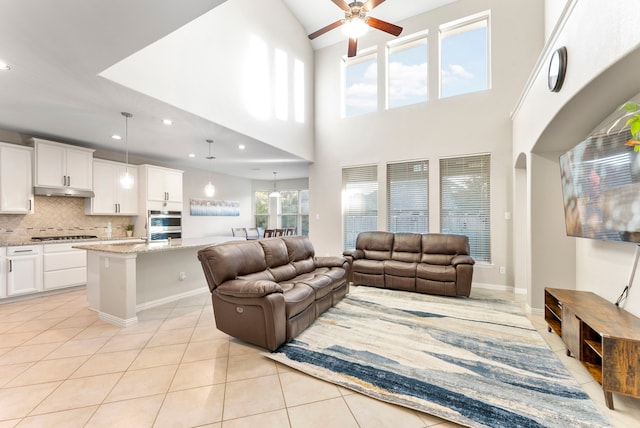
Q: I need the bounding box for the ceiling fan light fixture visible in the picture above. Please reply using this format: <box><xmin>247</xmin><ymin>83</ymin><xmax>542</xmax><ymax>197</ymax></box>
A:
<box><xmin>342</xmin><ymin>17</ymin><xmax>369</xmax><ymax>38</ymax></box>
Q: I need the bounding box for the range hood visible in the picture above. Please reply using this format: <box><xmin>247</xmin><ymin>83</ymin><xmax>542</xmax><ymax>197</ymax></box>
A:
<box><xmin>34</xmin><ymin>186</ymin><xmax>95</xmax><ymax>198</ymax></box>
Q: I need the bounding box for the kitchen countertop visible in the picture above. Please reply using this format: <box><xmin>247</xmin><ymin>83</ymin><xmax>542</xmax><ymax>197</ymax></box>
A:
<box><xmin>73</xmin><ymin>236</ymin><xmax>243</xmax><ymax>254</ymax></box>
<box><xmin>0</xmin><ymin>236</ymin><xmax>143</xmax><ymax>247</ymax></box>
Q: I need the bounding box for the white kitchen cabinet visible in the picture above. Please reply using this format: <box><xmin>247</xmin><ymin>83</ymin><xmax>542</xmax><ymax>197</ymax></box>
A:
<box><xmin>43</xmin><ymin>243</ymin><xmax>87</xmax><ymax>290</ymax></box>
<box><xmin>86</xmin><ymin>159</ymin><xmax>138</xmax><ymax>215</ymax></box>
<box><xmin>0</xmin><ymin>143</ymin><xmax>33</xmax><ymax>213</ymax></box>
<box><xmin>6</xmin><ymin>245</ymin><xmax>43</xmax><ymax>297</ymax></box>
<box><xmin>145</xmin><ymin>165</ymin><xmax>183</xmax><ymax>204</ymax></box>
<box><xmin>34</xmin><ymin>139</ymin><xmax>94</xmax><ymax>191</ymax></box>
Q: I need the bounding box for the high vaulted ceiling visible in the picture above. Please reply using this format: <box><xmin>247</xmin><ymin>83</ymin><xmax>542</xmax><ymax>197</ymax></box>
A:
<box><xmin>0</xmin><ymin>0</ymin><xmax>454</xmax><ymax>180</ymax></box>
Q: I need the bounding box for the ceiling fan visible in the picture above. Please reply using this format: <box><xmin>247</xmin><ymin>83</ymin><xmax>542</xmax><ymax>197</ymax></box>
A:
<box><xmin>308</xmin><ymin>0</ymin><xmax>403</xmax><ymax>58</ymax></box>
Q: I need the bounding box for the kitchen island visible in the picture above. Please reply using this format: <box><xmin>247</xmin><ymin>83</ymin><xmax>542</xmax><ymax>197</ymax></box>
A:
<box><xmin>75</xmin><ymin>236</ymin><xmax>242</xmax><ymax>327</ymax></box>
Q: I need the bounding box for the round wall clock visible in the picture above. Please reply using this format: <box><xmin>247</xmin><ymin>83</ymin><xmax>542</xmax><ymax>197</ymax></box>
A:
<box><xmin>548</xmin><ymin>46</ymin><xmax>567</xmax><ymax>92</ymax></box>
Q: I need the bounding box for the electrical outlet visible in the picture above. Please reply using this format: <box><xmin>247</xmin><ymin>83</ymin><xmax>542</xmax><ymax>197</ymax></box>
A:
<box><xmin>499</xmin><ymin>266</ymin><xmax>506</xmax><ymax>274</ymax></box>
<box><xmin>179</xmin><ymin>272</ymin><xmax>186</xmax><ymax>281</ymax></box>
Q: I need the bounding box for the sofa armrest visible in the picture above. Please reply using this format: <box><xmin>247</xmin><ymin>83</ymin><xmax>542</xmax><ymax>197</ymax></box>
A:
<box><xmin>315</xmin><ymin>256</ymin><xmax>348</xmax><ymax>269</ymax></box>
<box><xmin>452</xmin><ymin>255</ymin><xmax>475</xmax><ymax>267</ymax></box>
<box><xmin>343</xmin><ymin>249</ymin><xmax>364</xmax><ymax>259</ymax></box>
<box><xmin>216</xmin><ymin>279</ymin><xmax>282</xmax><ymax>298</ymax></box>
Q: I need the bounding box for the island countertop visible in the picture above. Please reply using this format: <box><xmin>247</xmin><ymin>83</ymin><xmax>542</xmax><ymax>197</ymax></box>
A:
<box><xmin>73</xmin><ymin>236</ymin><xmax>243</xmax><ymax>254</ymax></box>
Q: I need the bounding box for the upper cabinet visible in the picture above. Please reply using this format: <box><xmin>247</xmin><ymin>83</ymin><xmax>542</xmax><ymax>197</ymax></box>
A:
<box><xmin>34</xmin><ymin>139</ymin><xmax>94</xmax><ymax>191</ymax></box>
<box><xmin>85</xmin><ymin>159</ymin><xmax>138</xmax><ymax>215</ymax></box>
<box><xmin>141</xmin><ymin>164</ymin><xmax>183</xmax><ymax>208</ymax></box>
<box><xmin>0</xmin><ymin>142</ymin><xmax>33</xmax><ymax>214</ymax></box>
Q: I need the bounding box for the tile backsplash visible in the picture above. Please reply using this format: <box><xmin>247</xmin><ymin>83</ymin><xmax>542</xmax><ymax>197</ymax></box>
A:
<box><xmin>0</xmin><ymin>196</ymin><xmax>135</xmax><ymax>242</ymax></box>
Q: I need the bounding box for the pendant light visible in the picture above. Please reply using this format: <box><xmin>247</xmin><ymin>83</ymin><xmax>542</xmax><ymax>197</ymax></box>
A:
<box><xmin>269</xmin><ymin>171</ymin><xmax>280</xmax><ymax>198</ymax></box>
<box><xmin>120</xmin><ymin>112</ymin><xmax>134</xmax><ymax>189</ymax></box>
<box><xmin>204</xmin><ymin>139</ymin><xmax>216</xmax><ymax>198</ymax></box>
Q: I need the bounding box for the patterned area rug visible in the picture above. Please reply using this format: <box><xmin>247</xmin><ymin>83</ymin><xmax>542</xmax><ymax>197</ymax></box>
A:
<box><xmin>265</xmin><ymin>286</ymin><xmax>611</xmax><ymax>428</ymax></box>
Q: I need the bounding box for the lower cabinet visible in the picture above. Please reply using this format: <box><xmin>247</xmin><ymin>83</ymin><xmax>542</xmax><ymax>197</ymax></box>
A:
<box><xmin>6</xmin><ymin>245</ymin><xmax>43</xmax><ymax>296</ymax></box>
<box><xmin>43</xmin><ymin>243</ymin><xmax>87</xmax><ymax>290</ymax></box>
<box><xmin>0</xmin><ymin>243</ymin><xmax>88</xmax><ymax>300</ymax></box>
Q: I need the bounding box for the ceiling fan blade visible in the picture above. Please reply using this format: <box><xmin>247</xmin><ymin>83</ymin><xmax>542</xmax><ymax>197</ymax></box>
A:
<box><xmin>363</xmin><ymin>0</ymin><xmax>386</xmax><ymax>11</ymax></box>
<box><xmin>367</xmin><ymin>16</ymin><xmax>403</xmax><ymax>37</ymax></box>
<box><xmin>348</xmin><ymin>38</ymin><xmax>358</xmax><ymax>58</ymax></box>
<box><xmin>308</xmin><ymin>19</ymin><xmax>344</xmax><ymax>40</ymax></box>
<box><xmin>331</xmin><ymin>0</ymin><xmax>351</xmax><ymax>12</ymax></box>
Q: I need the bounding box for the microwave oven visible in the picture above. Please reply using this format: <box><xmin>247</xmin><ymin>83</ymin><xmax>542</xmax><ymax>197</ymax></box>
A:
<box><xmin>148</xmin><ymin>210</ymin><xmax>182</xmax><ymax>241</ymax></box>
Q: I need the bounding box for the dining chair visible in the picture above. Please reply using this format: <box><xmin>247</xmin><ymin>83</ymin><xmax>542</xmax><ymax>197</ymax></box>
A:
<box><xmin>231</xmin><ymin>227</ymin><xmax>247</xmax><ymax>239</ymax></box>
<box><xmin>246</xmin><ymin>227</ymin><xmax>260</xmax><ymax>240</ymax></box>
<box><xmin>263</xmin><ymin>228</ymin><xmax>276</xmax><ymax>238</ymax></box>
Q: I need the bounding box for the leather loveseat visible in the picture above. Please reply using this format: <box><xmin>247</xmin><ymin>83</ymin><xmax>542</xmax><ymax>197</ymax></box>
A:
<box><xmin>197</xmin><ymin>236</ymin><xmax>349</xmax><ymax>351</ymax></box>
<box><xmin>343</xmin><ymin>231</ymin><xmax>474</xmax><ymax>297</ymax></box>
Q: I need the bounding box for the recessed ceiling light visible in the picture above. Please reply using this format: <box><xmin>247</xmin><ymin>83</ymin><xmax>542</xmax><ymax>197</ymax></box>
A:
<box><xmin>163</xmin><ymin>119</ymin><xmax>173</xmax><ymax>125</ymax></box>
<box><xmin>111</xmin><ymin>134</ymin><xmax>122</xmax><ymax>140</ymax></box>
<box><xmin>188</xmin><ymin>153</ymin><xmax>196</xmax><ymax>158</ymax></box>
<box><xmin>238</xmin><ymin>144</ymin><xmax>246</xmax><ymax>150</ymax></box>
<box><xmin>0</xmin><ymin>61</ymin><xmax>10</xmax><ymax>71</ymax></box>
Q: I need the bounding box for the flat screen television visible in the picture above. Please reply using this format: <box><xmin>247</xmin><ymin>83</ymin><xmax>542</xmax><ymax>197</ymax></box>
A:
<box><xmin>560</xmin><ymin>117</ymin><xmax>640</xmax><ymax>242</ymax></box>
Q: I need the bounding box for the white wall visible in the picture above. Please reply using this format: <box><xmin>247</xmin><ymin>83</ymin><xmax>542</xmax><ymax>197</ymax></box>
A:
<box><xmin>512</xmin><ymin>0</ymin><xmax>640</xmax><ymax>316</ymax></box>
<box><xmin>309</xmin><ymin>0</ymin><xmax>544</xmax><ymax>289</ymax></box>
<box><xmin>100</xmin><ymin>0</ymin><xmax>315</xmax><ymax>162</ymax></box>
<box><xmin>181</xmin><ymin>168</ymin><xmax>253</xmax><ymax>238</ymax></box>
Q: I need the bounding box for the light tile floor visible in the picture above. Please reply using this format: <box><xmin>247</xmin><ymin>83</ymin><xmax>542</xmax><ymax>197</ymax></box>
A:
<box><xmin>0</xmin><ymin>287</ymin><xmax>638</xmax><ymax>427</ymax></box>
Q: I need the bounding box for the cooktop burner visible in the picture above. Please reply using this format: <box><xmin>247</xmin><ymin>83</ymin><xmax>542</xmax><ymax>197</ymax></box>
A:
<box><xmin>31</xmin><ymin>235</ymin><xmax>98</xmax><ymax>242</ymax></box>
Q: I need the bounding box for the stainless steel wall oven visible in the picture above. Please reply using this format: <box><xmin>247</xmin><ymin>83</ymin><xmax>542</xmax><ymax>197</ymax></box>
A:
<box><xmin>148</xmin><ymin>210</ymin><xmax>182</xmax><ymax>241</ymax></box>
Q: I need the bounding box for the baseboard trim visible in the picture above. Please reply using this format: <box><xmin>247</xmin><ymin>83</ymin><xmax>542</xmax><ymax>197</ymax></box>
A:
<box><xmin>0</xmin><ymin>285</ymin><xmax>86</xmax><ymax>305</ymax></box>
<box><xmin>99</xmin><ymin>311</ymin><xmax>138</xmax><ymax>327</ymax></box>
<box><xmin>473</xmin><ymin>282</ymin><xmax>514</xmax><ymax>292</ymax></box>
<box><xmin>135</xmin><ymin>288</ymin><xmax>208</xmax><ymax>312</ymax></box>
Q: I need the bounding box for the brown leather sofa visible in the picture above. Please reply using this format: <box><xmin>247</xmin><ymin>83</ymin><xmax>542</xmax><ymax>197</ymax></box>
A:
<box><xmin>343</xmin><ymin>232</ymin><xmax>475</xmax><ymax>297</ymax></box>
<box><xmin>197</xmin><ymin>236</ymin><xmax>349</xmax><ymax>351</ymax></box>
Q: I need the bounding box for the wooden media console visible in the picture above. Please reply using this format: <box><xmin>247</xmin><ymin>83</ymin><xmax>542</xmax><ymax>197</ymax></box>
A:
<box><xmin>544</xmin><ymin>287</ymin><xmax>640</xmax><ymax>409</ymax></box>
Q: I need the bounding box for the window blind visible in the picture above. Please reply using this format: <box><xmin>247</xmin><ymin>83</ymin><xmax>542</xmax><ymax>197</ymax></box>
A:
<box><xmin>342</xmin><ymin>165</ymin><xmax>378</xmax><ymax>250</ymax></box>
<box><xmin>387</xmin><ymin>160</ymin><xmax>428</xmax><ymax>233</ymax></box>
<box><xmin>440</xmin><ymin>154</ymin><xmax>491</xmax><ymax>262</ymax></box>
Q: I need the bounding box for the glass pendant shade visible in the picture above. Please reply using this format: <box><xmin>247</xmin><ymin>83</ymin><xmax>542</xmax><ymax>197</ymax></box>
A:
<box><xmin>120</xmin><ymin>169</ymin><xmax>134</xmax><ymax>189</ymax></box>
<box><xmin>120</xmin><ymin>112</ymin><xmax>134</xmax><ymax>189</ymax></box>
<box><xmin>204</xmin><ymin>139</ymin><xmax>216</xmax><ymax>197</ymax></box>
<box><xmin>205</xmin><ymin>181</ymin><xmax>215</xmax><ymax>197</ymax></box>
<box><xmin>269</xmin><ymin>171</ymin><xmax>280</xmax><ymax>198</ymax></box>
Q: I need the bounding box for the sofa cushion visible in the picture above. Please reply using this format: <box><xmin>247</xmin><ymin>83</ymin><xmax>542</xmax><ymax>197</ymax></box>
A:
<box><xmin>293</xmin><ymin>273</ymin><xmax>333</xmax><ymax>299</ymax></box>
<box><xmin>391</xmin><ymin>233</ymin><xmax>422</xmax><ymax>263</ymax></box>
<box><xmin>352</xmin><ymin>259</ymin><xmax>385</xmax><ymax>275</ymax></box>
<box><xmin>384</xmin><ymin>260</ymin><xmax>417</xmax><ymax>277</ymax></box>
<box><xmin>420</xmin><ymin>234</ymin><xmax>470</xmax><ymax>265</ymax></box>
<box><xmin>260</xmin><ymin>238</ymin><xmax>290</xmax><ymax>268</ymax></box>
<box><xmin>269</xmin><ymin>264</ymin><xmax>298</xmax><ymax>283</ymax></box>
<box><xmin>314</xmin><ymin>266</ymin><xmax>347</xmax><ymax>283</ymax></box>
<box><xmin>416</xmin><ymin>263</ymin><xmax>456</xmax><ymax>282</ymax></box>
<box><xmin>279</xmin><ymin>282</ymin><xmax>315</xmax><ymax>318</ymax></box>
<box><xmin>356</xmin><ymin>231</ymin><xmax>394</xmax><ymax>261</ymax></box>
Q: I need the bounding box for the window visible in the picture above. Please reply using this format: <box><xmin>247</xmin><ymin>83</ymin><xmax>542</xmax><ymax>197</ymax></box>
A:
<box><xmin>342</xmin><ymin>165</ymin><xmax>378</xmax><ymax>250</ymax></box>
<box><xmin>440</xmin><ymin>154</ymin><xmax>491</xmax><ymax>262</ymax></box>
<box><xmin>387</xmin><ymin>32</ymin><xmax>428</xmax><ymax>109</ymax></box>
<box><xmin>278</xmin><ymin>190</ymin><xmax>309</xmax><ymax>235</ymax></box>
<box><xmin>440</xmin><ymin>13</ymin><xmax>489</xmax><ymax>98</ymax></box>
<box><xmin>254</xmin><ymin>189</ymin><xmax>309</xmax><ymax>236</ymax></box>
<box><xmin>343</xmin><ymin>50</ymin><xmax>377</xmax><ymax>117</ymax></box>
<box><xmin>387</xmin><ymin>161</ymin><xmax>429</xmax><ymax>233</ymax></box>
<box><xmin>254</xmin><ymin>191</ymin><xmax>269</xmax><ymax>229</ymax></box>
